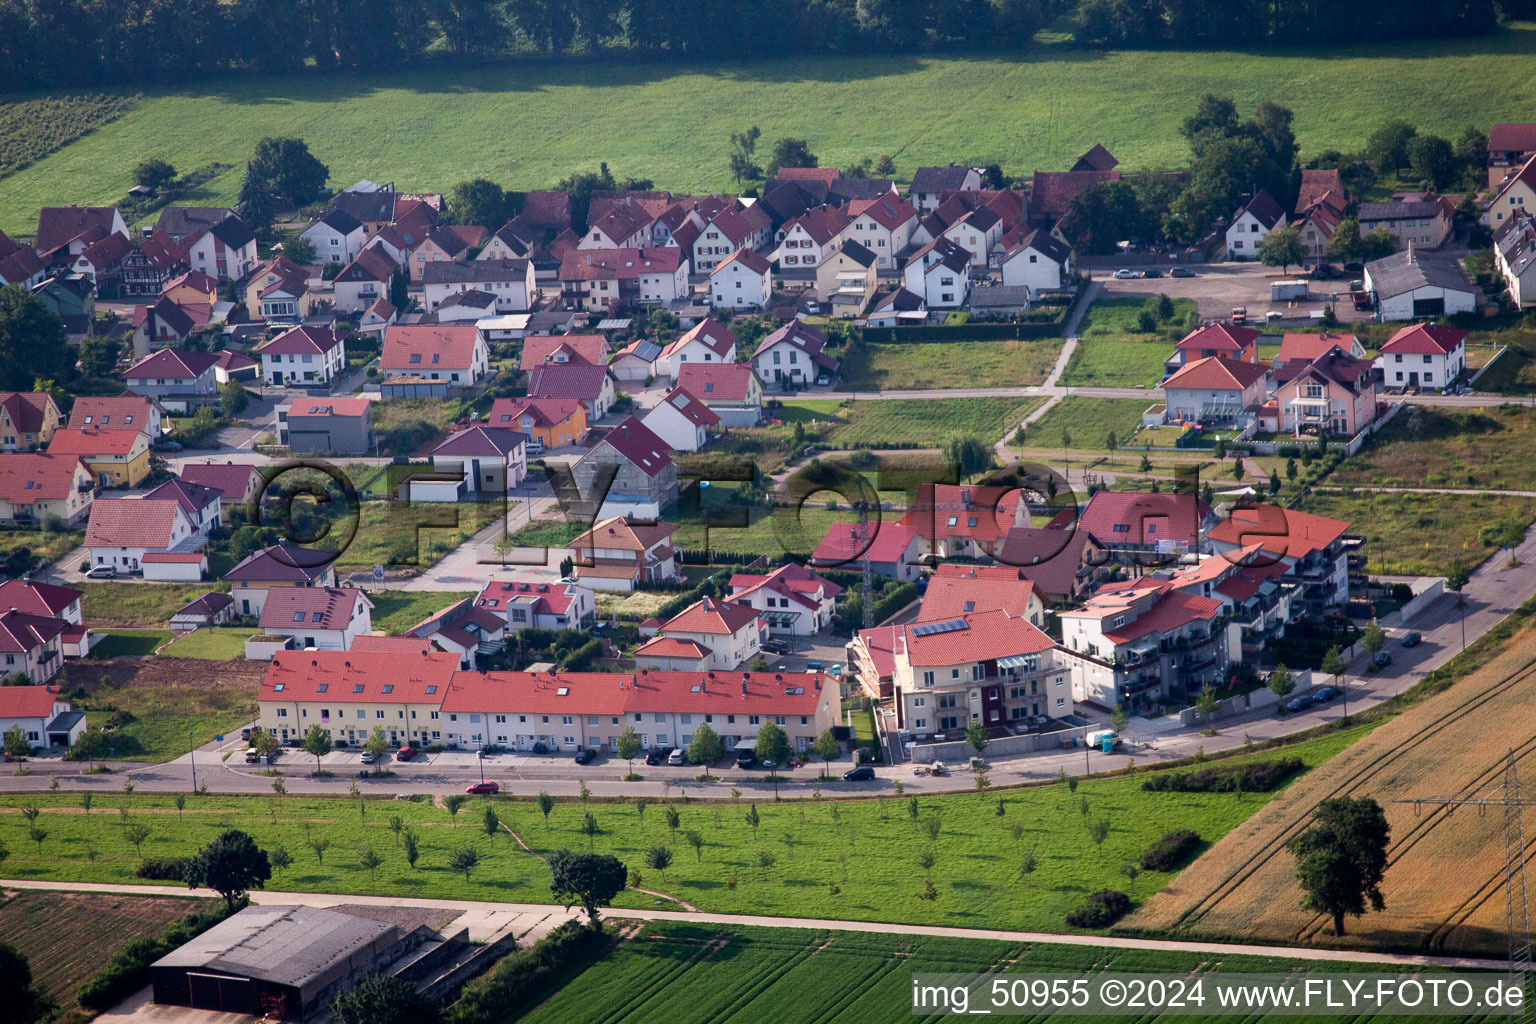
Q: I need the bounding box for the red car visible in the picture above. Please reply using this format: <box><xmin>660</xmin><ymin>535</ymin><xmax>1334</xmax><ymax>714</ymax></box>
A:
<box><xmin>397</xmin><ymin>745</ymin><xmax>418</xmax><ymax>760</ymax></box>
<box><xmin>466</xmin><ymin>782</ymin><xmax>499</xmax><ymax>795</ymax></box>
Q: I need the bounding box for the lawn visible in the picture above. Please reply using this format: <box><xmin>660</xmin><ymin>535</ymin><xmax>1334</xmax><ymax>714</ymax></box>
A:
<box><xmin>1060</xmin><ymin>296</ymin><xmax>1197</xmax><ymax>388</ymax></box>
<box><xmin>87</xmin><ymin>629</ymin><xmax>173</xmax><ymax>658</ymax></box>
<box><xmin>1458</xmin><ymin>325</ymin><xmax>1536</xmax><ymax>393</ymax></box>
<box><xmin>0</xmin><ymin>728</ymin><xmax>1358</xmax><ymax>933</ymax></box>
<box><xmin>1294</xmin><ymin>490</ymin><xmax>1536</xmax><ymax>576</ymax></box>
<box><xmin>521</xmin><ymin>920</ymin><xmax>1481</xmax><ymax>1024</ymax></box>
<box><xmin>325</xmin><ymin>499</ymin><xmax>504</xmax><ymax>570</ymax></box>
<box><xmin>813</xmin><ymin>397</ymin><xmax>1045</xmax><ymax>448</ymax></box>
<box><xmin>60</xmin><ymin>657</ymin><xmax>263</xmax><ymax>760</ymax></box>
<box><xmin>1327</xmin><ymin>404</ymin><xmax>1536</xmax><ymax>491</ymax></box>
<box><xmin>370</xmin><ymin>397</ymin><xmax>474</xmax><ymax>457</ymax></box>
<box><xmin>0</xmin><ymin>890</ymin><xmax>216</xmax><ymax>1006</ymax></box>
<box><xmin>11</xmin><ymin>25</ymin><xmax>1536</xmax><ymax>231</ymax></box>
<box><xmin>160</xmin><ymin>627</ymin><xmax>259</xmax><ymax>659</ymax></box>
<box><xmin>836</xmin><ymin>339</ymin><xmax>1062</xmax><ymax>390</ymax></box>
<box><xmin>78</xmin><ymin>582</ymin><xmax>227</xmax><ymax>627</ymax></box>
<box><xmin>369</xmin><ymin>590</ymin><xmax>475</xmax><ymax>633</ymax></box>
<box><xmin>1012</xmin><ymin>398</ymin><xmax>1155</xmax><ymax>451</ymax></box>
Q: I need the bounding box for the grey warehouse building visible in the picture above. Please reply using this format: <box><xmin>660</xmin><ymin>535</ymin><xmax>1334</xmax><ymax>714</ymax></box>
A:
<box><xmin>151</xmin><ymin>905</ymin><xmax>432</xmax><ymax>1017</ymax></box>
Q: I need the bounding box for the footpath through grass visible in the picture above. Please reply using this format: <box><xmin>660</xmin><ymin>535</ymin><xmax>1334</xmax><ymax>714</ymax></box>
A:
<box><xmin>522</xmin><ymin>920</ymin><xmax>1488</xmax><ymax>1024</ymax></box>
<box><xmin>0</xmin><ymin>728</ymin><xmax>1356</xmax><ymax>933</ymax></box>
<box><xmin>10</xmin><ymin>26</ymin><xmax>1536</xmax><ymax>232</ymax></box>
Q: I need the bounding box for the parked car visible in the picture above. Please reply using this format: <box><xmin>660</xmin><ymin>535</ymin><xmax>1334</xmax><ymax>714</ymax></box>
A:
<box><xmin>645</xmin><ymin>747</ymin><xmax>671</xmax><ymax>767</ymax></box>
<box><xmin>360</xmin><ymin>751</ymin><xmax>378</xmax><ymax>764</ymax></box>
<box><xmin>1113</xmin><ymin>268</ymin><xmax>1138</xmax><ymax>279</ymax></box>
<box><xmin>84</xmin><ymin>564</ymin><xmax>116</xmax><ymax>579</ymax></box>
<box><xmin>734</xmin><ymin>749</ymin><xmax>756</xmax><ymax>768</ymax></box>
<box><xmin>1402</xmin><ymin>631</ymin><xmax>1422</xmax><ymax>648</ymax></box>
<box><xmin>1343</xmin><ymin>260</ymin><xmax>1365</xmax><ymax>273</ymax></box>
<box><xmin>760</xmin><ymin>759</ymin><xmax>780</xmax><ymax>771</ymax></box>
<box><xmin>1142</xmin><ymin>268</ymin><xmax>1164</xmax><ymax>278</ymax></box>
<box><xmin>397</xmin><ymin>745</ymin><xmax>417</xmax><ymax>760</ymax></box>
<box><xmin>151</xmin><ymin>440</ymin><xmax>183</xmax><ymax>453</ymax></box>
<box><xmin>1310</xmin><ymin>262</ymin><xmax>1341</xmax><ymax>280</ymax></box>
<box><xmin>244</xmin><ymin>748</ymin><xmax>262</xmax><ymax>763</ymax></box>
<box><xmin>1374</xmin><ymin>651</ymin><xmax>1392</xmax><ymax>667</ymax></box>
<box><xmin>1170</xmin><ymin>267</ymin><xmax>1195</xmax><ymax>278</ymax></box>
<box><xmin>1284</xmin><ymin>695</ymin><xmax>1312</xmax><ymax>713</ymax></box>
<box><xmin>1311</xmin><ymin>686</ymin><xmax>1341</xmax><ymax>704</ymax></box>
<box><xmin>842</xmin><ymin>765</ymin><xmax>875</xmax><ymax>782</ymax></box>
<box><xmin>573</xmin><ymin>747</ymin><xmax>595</xmax><ymax>765</ymax></box>
<box><xmin>667</xmin><ymin>748</ymin><xmax>685</xmax><ymax>766</ymax></box>
<box><xmin>466</xmin><ymin>782</ymin><xmax>499</xmax><ymax>794</ymax></box>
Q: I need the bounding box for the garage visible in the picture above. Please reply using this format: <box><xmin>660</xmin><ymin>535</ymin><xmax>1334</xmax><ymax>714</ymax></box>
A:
<box><xmin>1363</xmin><ymin>248</ymin><xmax>1477</xmax><ymax>321</ymax></box>
<box><xmin>187</xmin><ymin>972</ymin><xmax>258</xmax><ymax>1014</ymax></box>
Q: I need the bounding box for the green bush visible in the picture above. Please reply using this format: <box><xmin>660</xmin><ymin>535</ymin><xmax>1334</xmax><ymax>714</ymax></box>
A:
<box><xmin>448</xmin><ymin>921</ymin><xmax>609</xmax><ymax>1024</ymax></box>
<box><xmin>1139</xmin><ymin>829</ymin><xmax>1201</xmax><ymax>872</ymax></box>
<box><xmin>1140</xmin><ymin>757</ymin><xmax>1303</xmax><ymax>793</ymax></box>
<box><xmin>1065</xmin><ymin>889</ymin><xmax>1131</xmax><ymax>928</ymax></box>
<box><xmin>135</xmin><ymin>856</ymin><xmax>186</xmax><ymax>881</ymax></box>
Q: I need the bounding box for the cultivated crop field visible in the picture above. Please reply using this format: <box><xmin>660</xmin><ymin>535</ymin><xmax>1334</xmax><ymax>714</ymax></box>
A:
<box><xmin>0</xmin><ymin>93</ymin><xmax>135</xmax><ymax>178</ymax></box>
<box><xmin>837</xmin><ymin>340</ymin><xmax>1062</xmax><ymax>390</ymax></box>
<box><xmin>1126</xmin><ymin>623</ymin><xmax>1536</xmax><ymax>957</ymax></box>
<box><xmin>8</xmin><ymin>26</ymin><xmax>1536</xmax><ymax>232</ymax></box>
<box><xmin>0</xmin><ymin>729</ymin><xmax>1355</xmax><ymax>933</ymax></box>
<box><xmin>0</xmin><ymin>890</ymin><xmax>215</xmax><ymax>1004</ymax></box>
<box><xmin>523</xmin><ymin>921</ymin><xmax>1502</xmax><ymax>1024</ymax></box>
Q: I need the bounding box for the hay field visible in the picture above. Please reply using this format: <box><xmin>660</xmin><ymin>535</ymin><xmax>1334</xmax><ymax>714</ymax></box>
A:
<box><xmin>1124</xmin><ymin>622</ymin><xmax>1536</xmax><ymax>958</ymax></box>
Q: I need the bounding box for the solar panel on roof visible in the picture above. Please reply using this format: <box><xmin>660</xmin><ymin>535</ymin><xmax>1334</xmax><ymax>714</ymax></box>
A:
<box><xmin>910</xmin><ymin>618</ymin><xmax>968</xmax><ymax>637</ymax></box>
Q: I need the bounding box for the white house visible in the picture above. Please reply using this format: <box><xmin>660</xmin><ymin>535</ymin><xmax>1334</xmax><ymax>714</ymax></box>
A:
<box><xmin>381</xmin><ymin>324</ymin><xmax>491</xmax><ymax>386</ymax></box>
<box><xmin>999</xmin><ymin>229</ymin><xmax>1073</xmax><ymax>298</ymax></box>
<box><xmin>143</xmin><ymin>478</ymin><xmax>221</xmax><ymax>538</ymax></box>
<box><xmin>640</xmin><ymin>386</ymin><xmax>720</xmax><ymax>453</ymax></box>
<box><xmin>84</xmin><ymin>497</ymin><xmax>201</xmax><ymax>573</ymax></box>
<box><xmin>1494</xmin><ymin>210</ymin><xmax>1536</xmax><ymax>310</ymax></box>
<box><xmin>301</xmin><ymin>211</ymin><xmax>367</xmax><ymax>264</ymax></box>
<box><xmin>333</xmin><ymin>248</ymin><xmax>399</xmax><ymax>314</ymax></box>
<box><xmin>1373</xmin><ymin>323</ymin><xmax>1467</xmax><ymax>391</ymax></box>
<box><xmin>709</xmin><ymin>248</ymin><xmax>772</xmax><ymax>310</ymax></box>
<box><xmin>1225</xmin><ymin>190</ymin><xmax>1286</xmax><ymax>258</ymax></box>
<box><xmin>608</xmin><ymin>339</ymin><xmax>662</xmax><ymax>381</ymax></box>
<box><xmin>559</xmin><ymin>248</ymin><xmax>690</xmax><ymax>310</ymax></box>
<box><xmin>1363</xmin><ymin>247</ymin><xmax>1478</xmax><ymax>321</ymax></box>
<box><xmin>659</xmin><ymin>319</ymin><xmax>736</xmax><ymax>378</ymax></box>
<box><xmin>185</xmin><ymin>215</ymin><xmax>258</xmax><ymax>281</ymax></box>
<box><xmin>909</xmin><ymin>164</ymin><xmax>982</xmax><ymax>213</ymax></box>
<box><xmin>727</xmin><ymin>563</ymin><xmax>842</xmax><ymax>636</ymax></box>
<box><xmin>836</xmin><ymin>196</ymin><xmax>917</xmax><ymax>269</ymax></box>
<box><xmin>472</xmin><ymin>578</ymin><xmax>597</xmax><ymax>634</ymax></box>
<box><xmin>0</xmin><ymin>685</ymin><xmax>86</xmax><ymax>750</ymax></box>
<box><xmin>259</xmin><ymin>587</ymin><xmax>373</xmax><ymax>652</ymax></box>
<box><xmin>692</xmin><ymin>202</ymin><xmax>772</xmax><ymax>273</ymax></box>
<box><xmin>770</xmin><ymin>206</ymin><xmax>851</xmax><ymax>269</ymax></box>
<box><xmin>903</xmin><ymin>240</ymin><xmax>970</xmax><ymax>309</ymax></box>
<box><xmin>417</xmin><ymin>426</ymin><xmax>529</xmax><ymax>499</ymax></box>
<box><xmin>751</xmin><ymin>322</ymin><xmax>837</xmax><ymax>389</ymax></box>
<box><xmin>635</xmin><ymin>597</ymin><xmax>763</xmax><ymax>671</ymax></box>
<box><xmin>1160</xmin><ymin>356</ymin><xmax>1270</xmax><ymax>426</ymax></box>
<box><xmin>422</xmin><ymin>259</ymin><xmax>538</xmax><ymax>313</ymax></box>
<box><xmin>254</xmin><ymin>325</ymin><xmax>346</xmax><ymax>386</ymax></box>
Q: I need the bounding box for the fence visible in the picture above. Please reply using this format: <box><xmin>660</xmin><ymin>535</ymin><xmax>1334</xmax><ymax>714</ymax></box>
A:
<box><xmin>1246</xmin><ymin>400</ymin><xmax>1404</xmax><ymax>458</ymax></box>
<box><xmin>912</xmin><ymin>723</ymin><xmax>1092</xmax><ymax>762</ymax></box>
<box><xmin>861</xmin><ymin>318</ymin><xmax>1066</xmax><ymax>343</ymax></box>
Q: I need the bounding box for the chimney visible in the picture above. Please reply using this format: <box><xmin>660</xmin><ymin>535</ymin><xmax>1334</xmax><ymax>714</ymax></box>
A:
<box><xmin>741</xmin><ymin>679</ymin><xmax>747</xmax><ymax>695</ymax></box>
<box><xmin>1407</xmin><ymin>238</ymin><xmax>1415</xmax><ymax>263</ymax></box>
<box><xmin>699</xmin><ymin>677</ymin><xmax>706</xmax><ymax>692</ymax></box>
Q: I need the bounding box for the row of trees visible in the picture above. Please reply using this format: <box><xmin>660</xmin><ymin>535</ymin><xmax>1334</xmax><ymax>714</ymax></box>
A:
<box><xmin>1076</xmin><ymin>0</ymin><xmax>1517</xmax><ymax>47</ymax></box>
<box><xmin>0</xmin><ymin>0</ymin><xmax>1063</xmax><ymax>91</ymax></box>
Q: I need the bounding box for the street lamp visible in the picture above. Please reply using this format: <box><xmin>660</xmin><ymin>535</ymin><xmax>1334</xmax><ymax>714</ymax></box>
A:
<box><xmin>189</xmin><ymin>728</ymin><xmax>197</xmax><ymax>792</ymax></box>
<box><xmin>477</xmin><ymin>749</ymin><xmax>485</xmax><ymax>784</ymax></box>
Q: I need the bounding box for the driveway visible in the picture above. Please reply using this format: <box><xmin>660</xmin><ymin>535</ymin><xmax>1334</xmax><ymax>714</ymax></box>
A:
<box><xmin>1095</xmin><ymin>262</ymin><xmax>1370</xmax><ymax>323</ymax></box>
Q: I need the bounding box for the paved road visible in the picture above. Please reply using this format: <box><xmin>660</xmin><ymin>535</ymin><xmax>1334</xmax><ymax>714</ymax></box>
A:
<box><xmin>0</xmin><ymin>879</ymin><xmax>1508</xmax><ymax>970</ymax></box>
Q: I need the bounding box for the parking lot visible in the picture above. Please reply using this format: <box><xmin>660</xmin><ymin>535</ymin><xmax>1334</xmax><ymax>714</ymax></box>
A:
<box><xmin>1093</xmin><ymin>261</ymin><xmax>1372</xmax><ymax>324</ymax></box>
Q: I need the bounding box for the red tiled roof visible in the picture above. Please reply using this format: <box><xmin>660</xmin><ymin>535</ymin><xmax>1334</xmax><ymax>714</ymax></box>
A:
<box><xmin>67</xmin><ymin>396</ymin><xmax>154</xmax><ymax>433</ymax></box>
<box><xmin>812</xmin><ymin>520</ymin><xmax>919</xmax><ymax>567</ymax></box>
<box><xmin>48</xmin><ymin>426</ymin><xmax>144</xmax><ymax>456</ymax></box>
<box><xmin>919</xmin><ymin>565</ymin><xmax>1037</xmax><ymax>621</ymax></box>
<box><xmin>261</xmin><ymin>649</ymin><xmax>458</xmax><ymax>703</ymax></box>
<box><xmin>855</xmin><ymin>625</ymin><xmax>899</xmax><ymax>679</ymax></box>
<box><xmin>730</xmin><ymin>563</ymin><xmax>841</xmax><ymax>610</ymax></box>
<box><xmin>476</xmin><ymin>579</ymin><xmax>580</xmax><ymax>617</ymax></box>
<box><xmin>656</xmin><ymin>386</ymin><xmax>721</xmax><ymax>428</ymax></box>
<box><xmin>1077</xmin><ymin>490</ymin><xmax>1209</xmax><ymax>548</ymax></box>
<box><xmin>144</xmin><ymin>478</ymin><xmax>220</xmax><ymax>516</ymax></box>
<box><xmin>848</xmin><ymin>196</ymin><xmax>916</xmax><ymax>231</ymax></box>
<box><xmin>777</xmin><ymin>167</ymin><xmax>841</xmax><ymax>185</ymax></box>
<box><xmin>1490</xmin><ymin>124</ymin><xmax>1536</xmax><ymax>152</ymax></box>
<box><xmin>124</xmin><ymin>348</ymin><xmax>218</xmax><ymax>380</ymax></box>
<box><xmin>261</xmin><ymin>587</ymin><xmax>370</xmax><ymax>631</ymax></box>
<box><xmin>569</xmin><ymin>515</ymin><xmax>677</xmax><ymax>554</ymax></box>
<box><xmin>520</xmin><ymin>334</ymin><xmax>608</xmax><ymax>371</ymax></box>
<box><xmin>663</xmin><ymin>319</ymin><xmax>736</xmax><ymax>361</ymax></box>
<box><xmin>432</xmin><ymin>425</ymin><xmax>527</xmax><ymax>458</ymax></box>
<box><xmin>595</xmin><ymin>417</ymin><xmax>672</xmax><ymax>478</ymax></box>
<box><xmin>781</xmin><ymin>206</ymin><xmax>851</xmax><ymax>246</ymax></box>
<box><xmin>634</xmin><ymin>636</ymin><xmax>712</xmax><ymax>660</ymax></box>
<box><xmin>1163</xmin><ymin>356</ymin><xmax>1269</xmax><ymax>391</ymax></box>
<box><xmin>224</xmin><ymin>542</ymin><xmax>334</xmax><ymax>582</ymax></box>
<box><xmin>1380</xmin><ymin>323</ymin><xmax>1468</xmax><ymax>355</ymax></box>
<box><xmin>1029</xmin><ymin>170</ymin><xmax>1121</xmax><ymax>219</ymax></box>
<box><xmin>661</xmin><ymin>596</ymin><xmax>760</xmax><ymax>635</ymax></box>
<box><xmin>560</xmin><ymin>247</ymin><xmax>685</xmax><ymax>281</ymax></box>
<box><xmin>338</xmin><ymin>247</ymin><xmax>398</xmax><ymax>283</ymax></box>
<box><xmin>997</xmin><ymin>527</ymin><xmax>1093</xmax><ymax>601</ymax></box>
<box><xmin>84</xmin><ymin>498</ymin><xmax>186</xmax><ymax>549</ymax></box>
<box><xmin>440</xmin><ymin>667</ymin><xmax>826</xmax><ymax>717</ymax></box>
<box><xmin>0</xmin><ymin>453</ymin><xmax>86</xmax><ymax>503</ymax></box>
<box><xmin>0</xmin><ymin>683</ymin><xmax>63</xmax><ymax>715</ymax></box>
<box><xmin>1176</xmin><ymin>322</ymin><xmax>1260</xmax><ymax>355</ymax></box>
<box><xmin>141</xmin><ymin>551</ymin><xmax>206</xmax><ymax>563</ymax></box>
<box><xmin>1101</xmin><ymin>589</ymin><xmax>1223</xmax><ymax>644</ymax></box>
<box><xmin>528</xmin><ymin>362</ymin><xmax>611</xmax><ymax>403</ymax></box>
<box><xmin>0</xmin><ymin>392</ymin><xmax>57</xmax><ymax>435</ymax></box>
<box><xmin>258</xmin><ymin>325</ymin><xmax>342</xmax><ymax>357</ymax></box>
<box><xmin>162</xmin><ymin>269</ymin><xmax>220</xmax><ymax>296</ymax></box>
<box><xmin>1295</xmin><ymin>168</ymin><xmax>1344</xmax><ymax>213</ymax></box>
<box><xmin>351</xmin><ymin>635</ymin><xmax>439</xmax><ymax>654</ymax></box>
<box><xmin>36</xmin><ymin>206</ymin><xmax>119</xmax><ymax>253</ymax></box>
<box><xmin>178</xmin><ymin>462</ymin><xmax>260</xmax><ymax>501</ymax></box>
<box><xmin>490</xmin><ymin>396</ymin><xmax>584</xmax><ymax>430</ymax></box>
<box><xmin>80</xmin><ymin>232</ymin><xmax>132</xmax><ymax>268</ymax></box>
<box><xmin>0</xmin><ymin>579</ymin><xmax>81</xmax><ymax>617</ymax></box>
<box><xmin>676</xmin><ymin>362</ymin><xmax>758</xmax><ymax>402</ymax></box>
<box><xmin>1208</xmin><ymin>505</ymin><xmax>1350</xmax><ymax>560</ymax></box>
<box><xmin>1278</xmin><ymin>332</ymin><xmax>1357</xmax><ymax>364</ymax></box>
<box><xmin>381</xmin><ymin>324</ymin><xmax>480</xmax><ymax>372</ymax></box>
<box><xmin>901</xmin><ymin>609</ymin><xmax>1055</xmax><ymax>666</ymax></box>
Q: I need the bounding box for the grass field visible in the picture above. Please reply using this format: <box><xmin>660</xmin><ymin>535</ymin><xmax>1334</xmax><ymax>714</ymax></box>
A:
<box><xmin>1460</xmin><ymin>325</ymin><xmax>1536</xmax><ymax>393</ymax></box>
<box><xmin>326</xmin><ymin>500</ymin><xmax>504</xmax><ymax>570</ymax></box>
<box><xmin>161</xmin><ymin>627</ymin><xmax>260</xmax><ymax>659</ymax></box>
<box><xmin>1127</xmin><ymin>621</ymin><xmax>1536</xmax><ymax>957</ymax></box>
<box><xmin>809</xmin><ymin>397</ymin><xmax>1045</xmax><ymax>448</ymax></box>
<box><xmin>837</xmin><ymin>340</ymin><xmax>1061</xmax><ymax>390</ymax></box>
<box><xmin>1060</xmin><ymin>297</ymin><xmax>1196</xmax><ymax>388</ymax></box>
<box><xmin>1012</xmin><ymin>398</ymin><xmax>1153</xmax><ymax>451</ymax></box>
<box><xmin>9</xmin><ymin>26</ymin><xmax>1536</xmax><ymax>232</ymax></box>
<box><xmin>1328</xmin><ymin>404</ymin><xmax>1536</xmax><ymax>491</ymax></box>
<box><xmin>61</xmin><ymin>657</ymin><xmax>263</xmax><ymax>760</ymax></box>
<box><xmin>369</xmin><ymin>590</ymin><xmax>475</xmax><ymax>633</ymax></box>
<box><xmin>88</xmin><ymin>629</ymin><xmax>173</xmax><ymax>658</ymax></box>
<box><xmin>0</xmin><ymin>527</ymin><xmax>84</xmax><ymax>566</ymax></box>
<box><xmin>0</xmin><ymin>93</ymin><xmax>136</xmax><ymax>178</ymax></box>
<box><xmin>0</xmin><ymin>728</ymin><xmax>1356</xmax><ymax>933</ymax></box>
<box><xmin>78</xmin><ymin>582</ymin><xmax>228</xmax><ymax>627</ymax></box>
<box><xmin>0</xmin><ymin>891</ymin><xmax>215</xmax><ymax>1005</ymax></box>
<box><xmin>522</xmin><ymin>920</ymin><xmax>1493</xmax><ymax>1024</ymax></box>
<box><xmin>1295</xmin><ymin>490</ymin><xmax>1536</xmax><ymax>576</ymax></box>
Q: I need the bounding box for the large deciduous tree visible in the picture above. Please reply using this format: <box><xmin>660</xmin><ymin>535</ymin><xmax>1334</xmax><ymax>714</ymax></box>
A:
<box><xmin>250</xmin><ymin>137</ymin><xmax>329</xmax><ymax>206</ymax></box>
<box><xmin>182</xmin><ymin>829</ymin><xmax>271</xmax><ymax>910</ymax></box>
<box><xmin>548</xmin><ymin>848</ymin><xmax>627</xmax><ymax>928</ymax></box>
<box><xmin>1287</xmin><ymin>797</ymin><xmax>1390</xmax><ymax>936</ymax></box>
<box><xmin>0</xmin><ymin>287</ymin><xmax>66</xmax><ymax>392</ymax></box>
